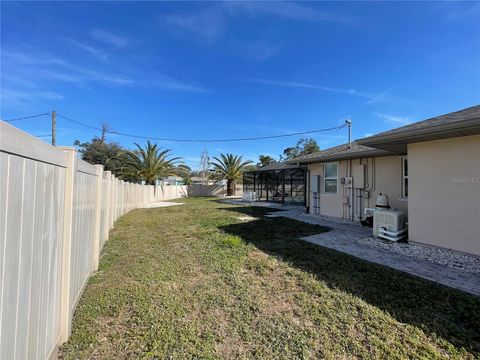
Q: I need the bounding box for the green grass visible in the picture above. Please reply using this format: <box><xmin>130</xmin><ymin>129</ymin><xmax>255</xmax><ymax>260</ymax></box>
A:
<box><xmin>60</xmin><ymin>197</ymin><xmax>480</xmax><ymax>359</ymax></box>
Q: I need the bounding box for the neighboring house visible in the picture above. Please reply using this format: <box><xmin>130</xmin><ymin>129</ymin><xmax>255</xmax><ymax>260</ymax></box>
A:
<box><xmin>191</xmin><ymin>176</ymin><xmax>214</xmax><ymax>185</ymax></box>
<box><xmin>158</xmin><ymin>176</ymin><xmax>184</xmax><ymax>186</ymax></box>
<box><xmin>191</xmin><ymin>176</ymin><xmax>204</xmax><ymax>185</ymax></box>
<box><xmin>290</xmin><ymin>105</ymin><xmax>480</xmax><ymax>256</ymax></box>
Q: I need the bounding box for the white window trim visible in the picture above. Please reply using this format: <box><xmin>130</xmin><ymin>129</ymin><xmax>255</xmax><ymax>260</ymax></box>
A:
<box><xmin>323</xmin><ymin>162</ymin><xmax>338</xmax><ymax>195</ymax></box>
<box><xmin>401</xmin><ymin>157</ymin><xmax>408</xmax><ymax>198</ymax></box>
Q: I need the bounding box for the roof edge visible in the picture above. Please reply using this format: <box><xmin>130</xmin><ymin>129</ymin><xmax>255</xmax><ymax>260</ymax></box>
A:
<box><xmin>290</xmin><ymin>149</ymin><xmax>393</xmax><ymax>164</ymax></box>
<box><xmin>356</xmin><ymin>117</ymin><xmax>480</xmax><ymax>146</ymax></box>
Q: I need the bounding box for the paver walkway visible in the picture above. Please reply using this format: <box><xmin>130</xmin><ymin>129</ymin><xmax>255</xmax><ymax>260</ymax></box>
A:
<box><xmin>223</xmin><ymin>200</ymin><xmax>480</xmax><ymax>296</ymax></box>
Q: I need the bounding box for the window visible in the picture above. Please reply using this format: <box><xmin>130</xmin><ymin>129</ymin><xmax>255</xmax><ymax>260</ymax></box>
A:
<box><xmin>323</xmin><ymin>163</ymin><xmax>338</xmax><ymax>194</ymax></box>
<box><xmin>402</xmin><ymin>157</ymin><xmax>408</xmax><ymax>198</ymax></box>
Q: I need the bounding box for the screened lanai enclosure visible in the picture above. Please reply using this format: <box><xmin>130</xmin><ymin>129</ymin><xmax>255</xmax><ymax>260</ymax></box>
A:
<box><xmin>243</xmin><ymin>163</ymin><xmax>307</xmax><ymax>206</ymax></box>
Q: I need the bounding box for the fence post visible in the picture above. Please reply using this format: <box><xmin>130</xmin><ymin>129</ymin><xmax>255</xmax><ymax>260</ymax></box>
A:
<box><xmin>111</xmin><ymin>177</ymin><xmax>117</xmax><ymax>226</ymax></box>
<box><xmin>58</xmin><ymin>147</ymin><xmax>76</xmax><ymax>343</ymax></box>
<box><xmin>91</xmin><ymin>165</ymin><xmax>103</xmax><ymax>271</ymax></box>
<box><xmin>119</xmin><ymin>180</ymin><xmax>123</xmax><ymax>215</ymax></box>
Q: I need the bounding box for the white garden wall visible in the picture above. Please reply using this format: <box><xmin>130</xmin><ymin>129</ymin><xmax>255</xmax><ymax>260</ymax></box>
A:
<box><xmin>0</xmin><ymin>121</ymin><xmax>187</xmax><ymax>359</ymax></box>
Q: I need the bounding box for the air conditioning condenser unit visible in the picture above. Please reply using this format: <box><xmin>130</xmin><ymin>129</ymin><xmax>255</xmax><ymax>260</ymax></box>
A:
<box><xmin>373</xmin><ymin>209</ymin><xmax>407</xmax><ymax>241</ymax></box>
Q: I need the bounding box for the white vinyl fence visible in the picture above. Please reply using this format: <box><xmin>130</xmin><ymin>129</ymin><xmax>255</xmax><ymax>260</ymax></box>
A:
<box><xmin>0</xmin><ymin>121</ymin><xmax>187</xmax><ymax>359</ymax></box>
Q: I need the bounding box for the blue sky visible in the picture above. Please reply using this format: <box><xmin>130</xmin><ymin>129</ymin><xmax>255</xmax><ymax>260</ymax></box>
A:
<box><xmin>1</xmin><ymin>1</ymin><xmax>479</xmax><ymax>169</ymax></box>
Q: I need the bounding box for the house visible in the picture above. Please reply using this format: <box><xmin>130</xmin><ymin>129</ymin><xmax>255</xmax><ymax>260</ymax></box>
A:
<box><xmin>290</xmin><ymin>105</ymin><xmax>480</xmax><ymax>256</ymax></box>
<box><xmin>191</xmin><ymin>176</ymin><xmax>214</xmax><ymax>185</ymax></box>
<box><xmin>290</xmin><ymin>142</ymin><xmax>406</xmax><ymax>220</ymax></box>
<box><xmin>357</xmin><ymin>105</ymin><xmax>480</xmax><ymax>256</ymax></box>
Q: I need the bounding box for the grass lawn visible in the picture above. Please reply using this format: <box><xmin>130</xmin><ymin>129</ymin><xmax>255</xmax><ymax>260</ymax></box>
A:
<box><xmin>60</xmin><ymin>198</ymin><xmax>480</xmax><ymax>359</ymax></box>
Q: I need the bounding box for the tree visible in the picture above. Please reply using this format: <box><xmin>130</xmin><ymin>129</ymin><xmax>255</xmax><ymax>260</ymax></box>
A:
<box><xmin>281</xmin><ymin>138</ymin><xmax>320</xmax><ymax>160</ymax></box>
<box><xmin>116</xmin><ymin>141</ymin><xmax>184</xmax><ymax>185</ymax></box>
<box><xmin>98</xmin><ymin>122</ymin><xmax>112</xmax><ymax>143</ymax></box>
<box><xmin>210</xmin><ymin>154</ymin><xmax>253</xmax><ymax>196</ymax></box>
<box><xmin>199</xmin><ymin>149</ymin><xmax>210</xmax><ymax>185</ymax></box>
<box><xmin>257</xmin><ymin>155</ymin><xmax>275</xmax><ymax>167</ymax></box>
<box><xmin>73</xmin><ymin>138</ymin><xmax>126</xmax><ymax>175</ymax></box>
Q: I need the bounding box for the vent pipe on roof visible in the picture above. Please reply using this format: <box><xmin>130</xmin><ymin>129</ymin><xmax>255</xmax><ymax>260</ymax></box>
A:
<box><xmin>345</xmin><ymin>119</ymin><xmax>352</xmax><ymax>148</ymax></box>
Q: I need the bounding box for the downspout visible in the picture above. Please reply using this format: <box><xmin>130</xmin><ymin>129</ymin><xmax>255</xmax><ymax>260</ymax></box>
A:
<box><xmin>350</xmin><ymin>159</ymin><xmax>354</xmax><ymax>221</ymax></box>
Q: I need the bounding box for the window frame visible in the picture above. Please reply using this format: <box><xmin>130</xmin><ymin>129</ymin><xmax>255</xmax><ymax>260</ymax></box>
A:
<box><xmin>401</xmin><ymin>157</ymin><xmax>408</xmax><ymax>198</ymax></box>
<box><xmin>323</xmin><ymin>162</ymin><xmax>338</xmax><ymax>194</ymax></box>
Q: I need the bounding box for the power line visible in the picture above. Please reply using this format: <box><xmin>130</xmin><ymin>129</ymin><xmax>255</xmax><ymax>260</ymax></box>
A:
<box><xmin>6</xmin><ymin>111</ymin><xmax>348</xmax><ymax>143</ymax></box>
<box><xmin>34</xmin><ymin>134</ymin><xmax>51</xmax><ymax>138</ymax></box>
<box><xmin>2</xmin><ymin>113</ymin><xmax>51</xmax><ymax>123</ymax></box>
<box><xmin>115</xmin><ymin>125</ymin><xmax>346</xmax><ymax>142</ymax></box>
<box><xmin>56</xmin><ymin>112</ymin><xmax>346</xmax><ymax>142</ymax></box>
<box><xmin>56</xmin><ymin>113</ymin><xmax>103</xmax><ymax>131</ymax></box>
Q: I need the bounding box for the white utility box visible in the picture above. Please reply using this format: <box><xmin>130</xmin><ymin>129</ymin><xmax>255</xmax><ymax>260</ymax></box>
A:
<box><xmin>352</xmin><ymin>164</ymin><xmax>365</xmax><ymax>188</ymax></box>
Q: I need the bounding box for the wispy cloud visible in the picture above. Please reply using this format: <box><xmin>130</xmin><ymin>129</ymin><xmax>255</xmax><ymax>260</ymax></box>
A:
<box><xmin>364</xmin><ymin>89</ymin><xmax>391</xmax><ymax>105</ymax></box>
<box><xmin>224</xmin><ymin>2</ymin><xmax>351</xmax><ymax>23</ymax></box>
<box><xmin>148</xmin><ymin>74</ymin><xmax>210</xmax><ymax>93</ymax></box>
<box><xmin>437</xmin><ymin>1</ymin><xmax>480</xmax><ymax>22</ymax></box>
<box><xmin>1</xmin><ymin>46</ymin><xmax>210</xmax><ymax>112</ymax></box>
<box><xmin>67</xmin><ymin>38</ymin><xmax>110</xmax><ymax>61</ymax></box>
<box><xmin>161</xmin><ymin>2</ymin><xmax>351</xmax><ymax>41</ymax></box>
<box><xmin>3</xmin><ymin>47</ymin><xmax>208</xmax><ymax>92</ymax></box>
<box><xmin>247</xmin><ymin>78</ymin><xmax>379</xmax><ymax>100</ymax></box>
<box><xmin>242</xmin><ymin>42</ymin><xmax>280</xmax><ymax>62</ymax></box>
<box><xmin>162</xmin><ymin>8</ymin><xmax>226</xmax><ymax>41</ymax></box>
<box><xmin>90</xmin><ymin>29</ymin><xmax>129</xmax><ymax>48</ymax></box>
<box><xmin>1</xmin><ymin>88</ymin><xmax>64</xmax><ymax>112</ymax></box>
<box><xmin>1</xmin><ymin>88</ymin><xmax>63</xmax><ymax>101</ymax></box>
<box><xmin>248</xmin><ymin>79</ymin><xmax>413</xmax><ymax>106</ymax></box>
<box><xmin>4</xmin><ymin>50</ymin><xmax>134</xmax><ymax>87</ymax></box>
<box><xmin>374</xmin><ymin>113</ymin><xmax>412</xmax><ymax>125</ymax></box>
<box><xmin>65</xmin><ymin>30</ymin><xmax>130</xmax><ymax>62</ymax></box>
<box><xmin>2</xmin><ymin>49</ymin><xmax>65</xmax><ymax>66</ymax></box>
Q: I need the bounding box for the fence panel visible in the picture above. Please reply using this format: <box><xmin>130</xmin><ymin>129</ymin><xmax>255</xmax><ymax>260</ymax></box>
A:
<box><xmin>0</xmin><ymin>139</ymin><xmax>66</xmax><ymax>359</ymax></box>
<box><xmin>0</xmin><ymin>121</ymin><xmax>192</xmax><ymax>359</ymax></box>
<box><xmin>69</xmin><ymin>162</ymin><xmax>97</xmax><ymax>311</ymax></box>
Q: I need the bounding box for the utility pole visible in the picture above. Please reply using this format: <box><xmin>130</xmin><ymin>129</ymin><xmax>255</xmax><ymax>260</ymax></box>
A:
<box><xmin>52</xmin><ymin>110</ymin><xmax>56</xmax><ymax>146</ymax></box>
<box><xmin>345</xmin><ymin>119</ymin><xmax>352</xmax><ymax>148</ymax></box>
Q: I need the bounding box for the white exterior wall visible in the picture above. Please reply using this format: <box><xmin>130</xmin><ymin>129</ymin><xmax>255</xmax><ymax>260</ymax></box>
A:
<box><xmin>408</xmin><ymin>134</ymin><xmax>480</xmax><ymax>256</ymax></box>
<box><xmin>0</xmin><ymin>121</ymin><xmax>188</xmax><ymax>359</ymax></box>
<box><xmin>308</xmin><ymin>156</ymin><xmax>407</xmax><ymax>220</ymax></box>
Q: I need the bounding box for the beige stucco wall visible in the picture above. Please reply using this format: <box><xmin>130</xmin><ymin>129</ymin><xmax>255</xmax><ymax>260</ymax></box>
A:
<box><xmin>408</xmin><ymin>134</ymin><xmax>480</xmax><ymax>256</ymax></box>
<box><xmin>308</xmin><ymin>156</ymin><xmax>407</xmax><ymax>220</ymax></box>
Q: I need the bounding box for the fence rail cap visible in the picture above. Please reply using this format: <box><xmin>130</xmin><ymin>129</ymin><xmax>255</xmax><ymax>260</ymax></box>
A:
<box><xmin>1</xmin><ymin>121</ymin><xmax>68</xmax><ymax>167</ymax></box>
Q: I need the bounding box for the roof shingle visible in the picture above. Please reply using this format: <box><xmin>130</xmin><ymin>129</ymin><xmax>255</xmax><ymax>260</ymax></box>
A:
<box><xmin>290</xmin><ymin>142</ymin><xmax>392</xmax><ymax>163</ymax></box>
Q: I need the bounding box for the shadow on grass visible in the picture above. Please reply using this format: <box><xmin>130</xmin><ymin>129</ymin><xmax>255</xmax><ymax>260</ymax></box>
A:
<box><xmin>218</xmin><ymin>205</ymin><xmax>480</xmax><ymax>355</ymax></box>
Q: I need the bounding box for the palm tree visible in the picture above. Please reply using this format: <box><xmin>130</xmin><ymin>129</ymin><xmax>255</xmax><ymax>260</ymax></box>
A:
<box><xmin>210</xmin><ymin>153</ymin><xmax>253</xmax><ymax>196</ymax></box>
<box><xmin>117</xmin><ymin>141</ymin><xmax>184</xmax><ymax>185</ymax></box>
<box><xmin>257</xmin><ymin>154</ymin><xmax>276</xmax><ymax>167</ymax></box>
